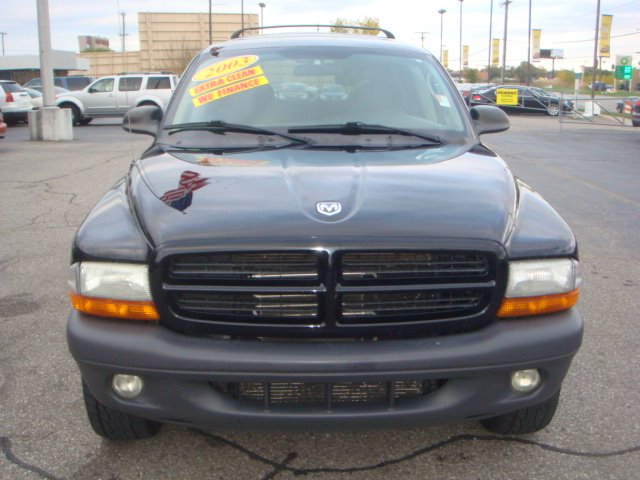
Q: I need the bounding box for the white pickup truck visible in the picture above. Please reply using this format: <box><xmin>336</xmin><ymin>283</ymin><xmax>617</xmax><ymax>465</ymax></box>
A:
<box><xmin>56</xmin><ymin>73</ymin><xmax>178</xmax><ymax>125</ymax></box>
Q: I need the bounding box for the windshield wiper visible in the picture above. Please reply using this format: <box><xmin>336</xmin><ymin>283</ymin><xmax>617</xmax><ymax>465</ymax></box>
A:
<box><xmin>288</xmin><ymin>122</ymin><xmax>443</xmax><ymax>144</ymax></box>
<box><xmin>163</xmin><ymin>120</ymin><xmax>309</xmax><ymax>144</ymax></box>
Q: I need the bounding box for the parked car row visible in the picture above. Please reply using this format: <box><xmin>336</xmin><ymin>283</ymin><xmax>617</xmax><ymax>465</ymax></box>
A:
<box><xmin>0</xmin><ymin>73</ymin><xmax>178</xmax><ymax>127</ymax></box>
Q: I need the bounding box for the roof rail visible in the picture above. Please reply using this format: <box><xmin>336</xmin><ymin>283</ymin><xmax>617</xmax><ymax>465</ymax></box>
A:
<box><xmin>230</xmin><ymin>24</ymin><xmax>395</xmax><ymax>39</ymax></box>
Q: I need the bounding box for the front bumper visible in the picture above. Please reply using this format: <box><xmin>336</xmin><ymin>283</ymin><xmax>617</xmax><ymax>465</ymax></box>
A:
<box><xmin>68</xmin><ymin>309</ymin><xmax>583</xmax><ymax>432</ymax></box>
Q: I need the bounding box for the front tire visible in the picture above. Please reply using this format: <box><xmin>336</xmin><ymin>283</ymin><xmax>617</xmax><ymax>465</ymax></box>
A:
<box><xmin>547</xmin><ymin>103</ymin><xmax>560</xmax><ymax>116</ymax></box>
<box><xmin>60</xmin><ymin>103</ymin><xmax>81</xmax><ymax>126</ymax></box>
<box><xmin>480</xmin><ymin>390</ymin><xmax>560</xmax><ymax>434</ymax></box>
<box><xmin>82</xmin><ymin>381</ymin><xmax>161</xmax><ymax>440</ymax></box>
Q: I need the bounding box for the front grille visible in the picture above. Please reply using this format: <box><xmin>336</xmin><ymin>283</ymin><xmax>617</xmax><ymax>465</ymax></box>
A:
<box><xmin>214</xmin><ymin>379</ymin><xmax>445</xmax><ymax>408</ymax></box>
<box><xmin>341</xmin><ymin>290</ymin><xmax>487</xmax><ymax>323</ymax></box>
<box><xmin>161</xmin><ymin>249</ymin><xmax>499</xmax><ymax>336</ymax></box>
<box><xmin>175</xmin><ymin>292</ymin><xmax>319</xmax><ymax>323</ymax></box>
<box><xmin>169</xmin><ymin>252</ymin><xmax>319</xmax><ymax>284</ymax></box>
<box><xmin>340</xmin><ymin>252</ymin><xmax>489</xmax><ymax>284</ymax></box>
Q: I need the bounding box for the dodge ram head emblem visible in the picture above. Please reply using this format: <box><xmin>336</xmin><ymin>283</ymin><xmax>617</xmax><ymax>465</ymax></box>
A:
<box><xmin>316</xmin><ymin>201</ymin><xmax>342</xmax><ymax>216</ymax></box>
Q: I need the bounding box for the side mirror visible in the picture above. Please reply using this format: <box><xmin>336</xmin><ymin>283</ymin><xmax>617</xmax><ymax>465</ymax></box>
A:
<box><xmin>122</xmin><ymin>105</ymin><xmax>163</xmax><ymax>137</ymax></box>
<box><xmin>469</xmin><ymin>105</ymin><xmax>510</xmax><ymax>135</ymax></box>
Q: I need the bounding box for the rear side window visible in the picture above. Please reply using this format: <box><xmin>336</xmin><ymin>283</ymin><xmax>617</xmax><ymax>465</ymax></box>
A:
<box><xmin>147</xmin><ymin>77</ymin><xmax>171</xmax><ymax>89</ymax></box>
<box><xmin>2</xmin><ymin>82</ymin><xmax>23</xmax><ymax>93</ymax></box>
<box><xmin>119</xmin><ymin>77</ymin><xmax>143</xmax><ymax>92</ymax></box>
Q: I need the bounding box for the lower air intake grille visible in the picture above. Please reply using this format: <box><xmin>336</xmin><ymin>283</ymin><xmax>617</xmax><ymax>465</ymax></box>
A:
<box><xmin>214</xmin><ymin>379</ymin><xmax>445</xmax><ymax>408</ymax></box>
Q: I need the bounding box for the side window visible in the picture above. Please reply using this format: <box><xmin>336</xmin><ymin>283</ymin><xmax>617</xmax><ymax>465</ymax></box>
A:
<box><xmin>89</xmin><ymin>78</ymin><xmax>114</xmax><ymax>93</ymax></box>
<box><xmin>54</xmin><ymin>78</ymin><xmax>63</xmax><ymax>87</ymax></box>
<box><xmin>118</xmin><ymin>77</ymin><xmax>143</xmax><ymax>92</ymax></box>
<box><xmin>67</xmin><ymin>78</ymin><xmax>90</xmax><ymax>90</ymax></box>
<box><xmin>146</xmin><ymin>76</ymin><xmax>171</xmax><ymax>89</ymax></box>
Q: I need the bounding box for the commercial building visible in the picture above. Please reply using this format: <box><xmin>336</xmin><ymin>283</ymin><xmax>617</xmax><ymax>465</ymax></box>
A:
<box><xmin>77</xmin><ymin>12</ymin><xmax>259</xmax><ymax>76</ymax></box>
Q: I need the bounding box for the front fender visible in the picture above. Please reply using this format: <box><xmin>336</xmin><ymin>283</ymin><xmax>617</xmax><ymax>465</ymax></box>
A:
<box><xmin>505</xmin><ymin>179</ymin><xmax>577</xmax><ymax>259</ymax></box>
<box><xmin>55</xmin><ymin>96</ymin><xmax>85</xmax><ymax>115</ymax></box>
<box><xmin>72</xmin><ymin>175</ymin><xmax>151</xmax><ymax>263</ymax></box>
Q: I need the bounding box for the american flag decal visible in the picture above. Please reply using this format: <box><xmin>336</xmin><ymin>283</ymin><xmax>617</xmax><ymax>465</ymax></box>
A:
<box><xmin>160</xmin><ymin>170</ymin><xmax>210</xmax><ymax>212</ymax></box>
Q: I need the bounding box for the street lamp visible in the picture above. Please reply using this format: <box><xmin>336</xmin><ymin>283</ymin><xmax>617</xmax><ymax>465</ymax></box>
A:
<box><xmin>438</xmin><ymin>9</ymin><xmax>446</xmax><ymax>63</ymax></box>
<box><xmin>501</xmin><ymin>0</ymin><xmax>512</xmax><ymax>84</ymax></box>
<box><xmin>487</xmin><ymin>0</ymin><xmax>493</xmax><ymax>83</ymax></box>
<box><xmin>458</xmin><ymin>0</ymin><xmax>463</xmax><ymax>82</ymax></box>
<box><xmin>259</xmin><ymin>2</ymin><xmax>265</xmax><ymax>29</ymax></box>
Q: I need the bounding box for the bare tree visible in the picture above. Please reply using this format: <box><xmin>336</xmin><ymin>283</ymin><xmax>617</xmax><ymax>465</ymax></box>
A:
<box><xmin>331</xmin><ymin>17</ymin><xmax>381</xmax><ymax>35</ymax></box>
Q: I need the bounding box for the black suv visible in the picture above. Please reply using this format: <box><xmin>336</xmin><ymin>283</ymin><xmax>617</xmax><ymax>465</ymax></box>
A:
<box><xmin>67</xmin><ymin>27</ymin><xmax>583</xmax><ymax>440</ymax></box>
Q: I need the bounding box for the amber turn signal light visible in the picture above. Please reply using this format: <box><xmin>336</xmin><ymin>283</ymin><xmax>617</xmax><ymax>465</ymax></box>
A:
<box><xmin>497</xmin><ymin>289</ymin><xmax>580</xmax><ymax>318</ymax></box>
<box><xmin>69</xmin><ymin>292</ymin><xmax>160</xmax><ymax>321</ymax></box>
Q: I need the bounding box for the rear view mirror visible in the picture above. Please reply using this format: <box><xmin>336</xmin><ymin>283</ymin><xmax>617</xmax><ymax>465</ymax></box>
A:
<box><xmin>470</xmin><ymin>105</ymin><xmax>510</xmax><ymax>135</ymax></box>
<box><xmin>122</xmin><ymin>105</ymin><xmax>163</xmax><ymax>137</ymax></box>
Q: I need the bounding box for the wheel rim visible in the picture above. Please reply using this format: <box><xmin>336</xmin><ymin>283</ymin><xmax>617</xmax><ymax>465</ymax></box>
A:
<box><xmin>548</xmin><ymin>104</ymin><xmax>559</xmax><ymax>116</ymax></box>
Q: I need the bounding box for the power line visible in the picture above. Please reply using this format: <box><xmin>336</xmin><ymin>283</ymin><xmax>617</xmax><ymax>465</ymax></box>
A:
<box><xmin>555</xmin><ymin>29</ymin><xmax>640</xmax><ymax>44</ymax></box>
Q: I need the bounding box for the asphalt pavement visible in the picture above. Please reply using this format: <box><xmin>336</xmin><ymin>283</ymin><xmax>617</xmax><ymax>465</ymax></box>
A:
<box><xmin>0</xmin><ymin>116</ymin><xmax>639</xmax><ymax>479</ymax></box>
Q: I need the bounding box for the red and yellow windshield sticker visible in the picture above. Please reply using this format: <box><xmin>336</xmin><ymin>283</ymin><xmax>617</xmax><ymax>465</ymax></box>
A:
<box><xmin>192</xmin><ymin>55</ymin><xmax>259</xmax><ymax>82</ymax></box>
<box><xmin>189</xmin><ymin>66</ymin><xmax>265</xmax><ymax>97</ymax></box>
<box><xmin>192</xmin><ymin>75</ymin><xmax>270</xmax><ymax>107</ymax></box>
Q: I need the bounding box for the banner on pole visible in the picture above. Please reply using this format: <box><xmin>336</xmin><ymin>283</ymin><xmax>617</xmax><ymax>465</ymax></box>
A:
<box><xmin>492</xmin><ymin>38</ymin><xmax>500</xmax><ymax>65</ymax></box>
<box><xmin>532</xmin><ymin>29</ymin><xmax>541</xmax><ymax>61</ymax></box>
<box><xmin>599</xmin><ymin>15</ymin><xmax>613</xmax><ymax>57</ymax></box>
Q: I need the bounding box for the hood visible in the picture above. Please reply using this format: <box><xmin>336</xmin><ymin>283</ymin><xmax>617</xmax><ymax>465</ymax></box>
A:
<box><xmin>130</xmin><ymin>145</ymin><xmax>517</xmax><ymax>254</ymax></box>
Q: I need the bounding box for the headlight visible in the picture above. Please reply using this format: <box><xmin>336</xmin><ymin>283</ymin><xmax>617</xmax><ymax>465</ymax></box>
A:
<box><xmin>498</xmin><ymin>259</ymin><xmax>580</xmax><ymax>318</ymax></box>
<box><xmin>68</xmin><ymin>262</ymin><xmax>159</xmax><ymax>321</ymax></box>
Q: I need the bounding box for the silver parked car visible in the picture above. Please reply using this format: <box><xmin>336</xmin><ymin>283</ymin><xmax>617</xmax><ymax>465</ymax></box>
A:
<box><xmin>55</xmin><ymin>73</ymin><xmax>178</xmax><ymax>125</ymax></box>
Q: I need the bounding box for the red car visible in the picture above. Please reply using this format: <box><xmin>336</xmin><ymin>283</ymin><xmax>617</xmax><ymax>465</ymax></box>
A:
<box><xmin>0</xmin><ymin>111</ymin><xmax>7</xmax><ymax>138</ymax></box>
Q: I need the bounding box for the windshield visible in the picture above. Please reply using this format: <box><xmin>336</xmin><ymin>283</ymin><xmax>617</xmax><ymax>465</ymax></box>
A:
<box><xmin>163</xmin><ymin>45</ymin><xmax>472</xmax><ymax>147</ymax></box>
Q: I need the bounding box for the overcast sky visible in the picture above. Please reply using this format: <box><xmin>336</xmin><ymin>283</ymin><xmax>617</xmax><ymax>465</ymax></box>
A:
<box><xmin>3</xmin><ymin>0</ymin><xmax>639</xmax><ymax>72</ymax></box>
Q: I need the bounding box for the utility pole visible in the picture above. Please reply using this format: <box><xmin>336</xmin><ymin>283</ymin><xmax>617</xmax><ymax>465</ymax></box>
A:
<box><xmin>438</xmin><ymin>10</ymin><xmax>446</xmax><ymax>63</ymax></box>
<box><xmin>0</xmin><ymin>32</ymin><xmax>6</xmax><ymax>56</ymax></box>
<box><xmin>241</xmin><ymin>0</ymin><xmax>244</xmax><ymax>30</ymax></box>
<box><xmin>526</xmin><ymin>0</ymin><xmax>531</xmax><ymax>85</ymax></box>
<box><xmin>487</xmin><ymin>0</ymin><xmax>493</xmax><ymax>83</ymax></box>
<box><xmin>120</xmin><ymin>11</ymin><xmax>126</xmax><ymax>53</ymax></box>
<box><xmin>591</xmin><ymin>0</ymin><xmax>601</xmax><ymax>100</ymax></box>
<box><xmin>501</xmin><ymin>0</ymin><xmax>511</xmax><ymax>85</ymax></box>
<box><xmin>459</xmin><ymin>0</ymin><xmax>464</xmax><ymax>82</ymax></box>
<box><xmin>416</xmin><ymin>31</ymin><xmax>429</xmax><ymax>49</ymax></box>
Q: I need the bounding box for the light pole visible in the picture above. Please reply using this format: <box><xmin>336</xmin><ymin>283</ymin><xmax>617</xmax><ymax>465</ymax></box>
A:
<box><xmin>438</xmin><ymin>9</ymin><xmax>446</xmax><ymax>63</ymax></box>
<box><xmin>459</xmin><ymin>0</ymin><xmax>463</xmax><ymax>82</ymax></box>
<box><xmin>526</xmin><ymin>0</ymin><xmax>532</xmax><ymax>85</ymax></box>
<box><xmin>241</xmin><ymin>0</ymin><xmax>244</xmax><ymax>30</ymax></box>
<box><xmin>0</xmin><ymin>32</ymin><xmax>6</xmax><ymax>56</ymax></box>
<box><xmin>501</xmin><ymin>0</ymin><xmax>511</xmax><ymax>84</ymax></box>
<box><xmin>259</xmin><ymin>2</ymin><xmax>265</xmax><ymax>29</ymax></box>
<box><xmin>487</xmin><ymin>0</ymin><xmax>493</xmax><ymax>83</ymax></box>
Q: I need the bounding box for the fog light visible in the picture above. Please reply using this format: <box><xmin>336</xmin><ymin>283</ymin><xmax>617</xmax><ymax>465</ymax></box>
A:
<box><xmin>511</xmin><ymin>369</ymin><xmax>541</xmax><ymax>393</ymax></box>
<box><xmin>112</xmin><ymin>374</ymin><xmax>144</xmax><ymax>399</ymax></box>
